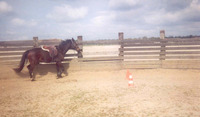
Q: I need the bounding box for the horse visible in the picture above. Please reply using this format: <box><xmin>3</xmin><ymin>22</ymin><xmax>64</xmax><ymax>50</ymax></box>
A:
<box><xmin>13</xmin><ymin>38</ymin><xmax>82</xmax><ymax>81</ymax></box>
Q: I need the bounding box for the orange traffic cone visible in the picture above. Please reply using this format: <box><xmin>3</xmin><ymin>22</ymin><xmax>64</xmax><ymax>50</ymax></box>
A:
<box><xmin>126</xmin><ymin>70</ymin><xmax>133</xmax><ymax>87</ymax></box>
<box><xmin>128</xmin><ymin>74</ymin><xmax>133</xmax><ymax>87</ymax></box>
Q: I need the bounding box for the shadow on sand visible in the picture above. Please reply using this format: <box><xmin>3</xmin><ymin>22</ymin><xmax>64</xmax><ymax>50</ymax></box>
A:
<box><xmin>13</xmin><ymin>63</ymin><xmax>70</xmax><ymax>79</ymax></box>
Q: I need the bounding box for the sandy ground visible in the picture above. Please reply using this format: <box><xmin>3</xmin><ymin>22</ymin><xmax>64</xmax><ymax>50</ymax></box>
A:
<box><xmin>0</xmin><ymin>65</ymin><xmax>200</xmax><ymax>117</ymax></box>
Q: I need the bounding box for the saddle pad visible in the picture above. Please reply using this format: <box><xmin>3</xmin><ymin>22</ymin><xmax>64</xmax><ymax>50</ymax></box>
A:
<box><xmin>41</xmin><ymin>45</ymin><xmax>58</xmax><ymax>57</ymax></box>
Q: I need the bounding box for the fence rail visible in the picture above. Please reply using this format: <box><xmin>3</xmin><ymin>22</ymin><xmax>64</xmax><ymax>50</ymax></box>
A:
<box><xmin>119</xmin><ymin>37</ymin><xmax>200</xmax><ymax>61</ymax></box>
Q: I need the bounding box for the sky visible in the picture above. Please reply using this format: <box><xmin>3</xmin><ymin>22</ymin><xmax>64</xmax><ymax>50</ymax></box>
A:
<box><xmin>0</xmin><ymin>0</ymin><xmax>200</xmax><ymax>41</ymax></box>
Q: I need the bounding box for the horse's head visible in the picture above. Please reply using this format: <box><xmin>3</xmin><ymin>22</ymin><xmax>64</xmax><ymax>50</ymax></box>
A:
<box><xmin>70</xmin><ymin>38</ymin><xmax>81</xmax><ymax>53</ymax></box>
<box><xmin>58</xmin><ymin>38</ymin><xmax>82</xmax><ymax>57</ymax></box>
<box><xmin>70</xmin><ymin>38</ymin><xmax>83</xmax><ymax>58</ymax></box>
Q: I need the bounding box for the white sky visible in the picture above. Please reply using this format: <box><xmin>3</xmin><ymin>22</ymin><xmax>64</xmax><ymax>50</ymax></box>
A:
<box><xmin>0</xmin><ymin>0</ymin><xmax>200</xmax><ymax>40</ymax></box>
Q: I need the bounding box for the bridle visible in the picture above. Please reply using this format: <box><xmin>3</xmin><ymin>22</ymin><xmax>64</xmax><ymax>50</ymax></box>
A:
<box><xmin>71</xmin><ymin>39</ymin><xmax>80</xmax><ymax>52</ymax></box>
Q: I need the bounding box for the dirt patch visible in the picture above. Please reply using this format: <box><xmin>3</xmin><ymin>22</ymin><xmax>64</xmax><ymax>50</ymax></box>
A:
<box><xmin>0</xmin><ymin>65</ymin><xmax>200</xmax><ymax>117</ymax></box>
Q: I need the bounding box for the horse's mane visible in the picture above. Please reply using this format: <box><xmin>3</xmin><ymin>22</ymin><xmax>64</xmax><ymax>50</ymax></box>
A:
<box><xmin>56</xmin><ymin>39</ymin><xmax>72</xmax><ymax>52</ymax></box>
<box><xmin>59</xmin><ymin>39</ymin><xmax>71</xmax><ymax>47</ymax></box>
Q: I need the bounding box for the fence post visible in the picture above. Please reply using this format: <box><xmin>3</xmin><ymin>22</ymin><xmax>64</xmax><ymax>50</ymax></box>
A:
<box><xmin>160</xmin><ymin>30</ymin><xmax>165</xmax><ymax>40</ymax></box>
<box><xmin>33</xmin><ymin>37</ymin><xmax>39</xmax><ymax>48</ymax></box>
<box><xmin>77</xmin><ymin>36</ymin><xmax>83</xmax><ymax>58</ymax></box>
<box><xmin>119</xmin><ymin>32</ymin><xmax>124</xmax><ymax>61</ymax></box>
<box><xmin>160</xmin><ymin>30</ymin><xmax>166</xmax><ymax>61</ymax></box>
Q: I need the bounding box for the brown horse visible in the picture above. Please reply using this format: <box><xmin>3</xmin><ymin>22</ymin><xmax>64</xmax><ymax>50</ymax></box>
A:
<box><xmin>14</xmin><ymin>38</ymin><xmax>82</xmax><ymax>81</ymax></box>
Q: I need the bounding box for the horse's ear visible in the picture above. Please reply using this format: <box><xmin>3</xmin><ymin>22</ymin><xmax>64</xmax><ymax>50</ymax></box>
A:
<box><xmin>72</xmin><ymin>38</ymin><xmax>75</xmax><ymax>41</ymax></box>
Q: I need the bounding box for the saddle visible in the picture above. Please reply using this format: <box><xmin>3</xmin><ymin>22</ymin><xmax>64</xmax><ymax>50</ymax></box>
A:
<box><xmin>41</xmin><ymin>45</ymin><xmax>58</xmax><ymax>58</ymax></box>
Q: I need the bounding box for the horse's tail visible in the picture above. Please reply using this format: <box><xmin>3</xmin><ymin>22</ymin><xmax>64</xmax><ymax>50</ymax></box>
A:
<box><xmin>13</xmin><ymin>50</ymin><xmax>29</xmax><ymax>73</ymax></box>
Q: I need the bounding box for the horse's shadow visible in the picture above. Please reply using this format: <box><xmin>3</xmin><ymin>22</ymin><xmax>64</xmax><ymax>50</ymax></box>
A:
<box><xmin>14</xmin><ymin>63</ymin><xmax>70</xmax><ymax>79</ymax></box>
<box><xmin>35</xmin><ymin>63</ymin><xmax>70</xmax><ymax>78</ymax></box>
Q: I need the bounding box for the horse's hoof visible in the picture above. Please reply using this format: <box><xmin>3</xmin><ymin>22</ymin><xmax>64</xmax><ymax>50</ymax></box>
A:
<box><xmin>31</xmin><ymin>79</ymin><xmax>36</xmax><ymax>81</ymax></box>
<box><xmin>57</xmin><ymin>76</ymin><xmax>62</xmax><ymax>79</ymax></box>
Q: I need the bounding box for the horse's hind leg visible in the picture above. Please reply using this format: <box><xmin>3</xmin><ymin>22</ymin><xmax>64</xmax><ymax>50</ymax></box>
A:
<box><xmin>27</xmin><ymin>64</ymin><xmax>36</xmax><ymax>81</ymax></box>
<box><xmin>27</xmin><ymin>64</ymin><xmax>32</xmax><ymax>78</ymax></box>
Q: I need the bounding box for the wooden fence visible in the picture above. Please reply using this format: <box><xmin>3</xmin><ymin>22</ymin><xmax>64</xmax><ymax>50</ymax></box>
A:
<box><xmin>119</xmin><ymin>38</ymin><xmax>200</xmax><ymax>60</ymax></box>
<box><xmin>119</xmin><ymin>32</ymin><xmax>200</xmax><ymax>69</ymax></box>
<box><xmin>1</xmin><ymin>31</ymin><xmax>200</xmax><ymax>70</ymax></box>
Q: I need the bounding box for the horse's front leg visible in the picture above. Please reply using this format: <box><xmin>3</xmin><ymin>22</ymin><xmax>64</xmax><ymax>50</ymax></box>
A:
<box><xmin>56</xmin><ymin>61</ymin><xmax>63</xmax><ymax>78</ymax></box>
